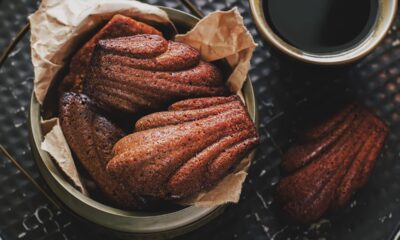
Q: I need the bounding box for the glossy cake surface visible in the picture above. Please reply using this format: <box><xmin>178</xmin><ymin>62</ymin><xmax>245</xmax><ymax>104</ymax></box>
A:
<box><xmin>106</xmin><ymin>96</ymin><xmax>258</xmax><ymax>200</ymax></box>
<box><xmin>276</xmin><ymin>103</ymin><xmax>389</xmax><ymax>224</ymax></box>
<box><xmin>84</xmin><ymin>34</ymin><xmax>227</xmax><ymax>114</ymax></box>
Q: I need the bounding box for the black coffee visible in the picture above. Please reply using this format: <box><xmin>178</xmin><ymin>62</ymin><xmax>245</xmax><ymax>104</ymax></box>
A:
<box><xmin>263</xmin><ymin>0</ymin><xmax>378</xmax><ymax>53</ymax></box>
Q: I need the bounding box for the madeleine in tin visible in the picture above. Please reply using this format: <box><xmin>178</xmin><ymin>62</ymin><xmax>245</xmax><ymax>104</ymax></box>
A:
<box><xmin>32</xmin><ymin>0</ymin><xmax>258</xmax><ymax>212</ymax></box>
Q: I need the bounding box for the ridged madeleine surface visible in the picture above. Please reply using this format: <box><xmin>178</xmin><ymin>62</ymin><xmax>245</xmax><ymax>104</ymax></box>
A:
<box><xmin>107</xmin><ymin>96</ymin><xmax>258</xmax><ymax>200</ymax></box>
<box><xmin>60</xmin><ymin>14</ymin><xmax>161</xmax><ymax>93</ymax></box>
<box><xmin>59</xmin><ymin>92</ymin><xmax>147</xmax><ymax>209</ymax></box>
<box><xmin>84</xmin><ymin>34</ymin><xmax>227</xmax><ymax>114</ymax></box>
<box><xmin>276</xmin><ymin>103</ymin><xmax>389</xmax><ymax>224</ymax></box>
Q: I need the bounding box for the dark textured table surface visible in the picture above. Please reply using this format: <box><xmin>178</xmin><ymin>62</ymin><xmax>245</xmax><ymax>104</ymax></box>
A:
<box><xmin>1</xmin><ymin>1</ymin><xmax>400</xmax><ymax>240</ymax></box>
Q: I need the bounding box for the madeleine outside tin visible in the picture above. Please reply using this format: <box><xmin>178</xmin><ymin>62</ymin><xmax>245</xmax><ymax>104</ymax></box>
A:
<box><xmin>28</xmin><ymin>6</ymin><xmax>258</xmax><ymax>240</ymax></box>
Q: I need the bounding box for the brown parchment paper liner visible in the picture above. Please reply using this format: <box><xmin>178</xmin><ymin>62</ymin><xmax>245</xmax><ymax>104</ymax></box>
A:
<box><xmin>175</xmin><ymin>8</ymin><xmax>256</xmax><ymax>97</ymax></box>
<box><xmin>32</xmin><ymin>0</ymin><xmax>257</xmax><ymax>207</ymax></box>
<box><xmin>40</xmin><ymin>118</ymin><xmax>88</xmax><ymax>195</ymax></box>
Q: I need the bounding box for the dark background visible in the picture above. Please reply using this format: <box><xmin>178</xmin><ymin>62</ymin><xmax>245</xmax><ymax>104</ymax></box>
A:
<box><xmin>1</xmin><ymin>0</ymin><xmax>400</xmax><ymax>240</ymax></box>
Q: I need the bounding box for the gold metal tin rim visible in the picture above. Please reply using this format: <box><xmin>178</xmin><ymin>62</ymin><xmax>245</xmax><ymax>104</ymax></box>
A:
<box><xmin>249</xmin><ymin>0</ymin><xmax>398</xmax><ymax>65</ymax></box>
<box><xmin>29</xmin><ymin>6</ymin><xmax>258</xmax><ymax>237</ymax></box>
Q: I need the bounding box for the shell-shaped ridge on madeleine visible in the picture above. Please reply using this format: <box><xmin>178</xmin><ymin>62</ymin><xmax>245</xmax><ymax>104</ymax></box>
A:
<box><xmin>106</xmin><ymin>96</ymin><xmax>259</xmax><ymax>200</ymax></box>
<box><xmin>60</xmin><ymin>14</ymin><xmax>162</xmax><ymax>93</ymax></box>
<box><xmin>276</xmin><ymin>103</ymin><xmax>389</xmax><ymax>224</ymax></box>
<box><xmin>84</xmin><ymin>34</ymin><xmax>228</xmax><ymax>114</ymax></box>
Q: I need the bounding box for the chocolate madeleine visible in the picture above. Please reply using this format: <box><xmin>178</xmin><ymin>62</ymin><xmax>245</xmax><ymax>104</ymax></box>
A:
<box><xmin>59</xmin><ymin>92</ymin><xmax>147</xmax><ymax>209</ymax></box>
<box><xmin>276</xmin><ymin>103</ymin><xmax>389</xmax><ymax>224</ymax></box>
<box><xmin>106</xmin><ymin>96</ymin><xmax>258</xmax><ymax>200</ymax></box>
<box><xmin>84</xmin><ymin>34</ymin><xmax>227</xmax><ymax>114</ymax></box>
<box><xmin>60</xmin><ymin>14</ymin><xmax>162</xmax><ymax>93</ymax></box>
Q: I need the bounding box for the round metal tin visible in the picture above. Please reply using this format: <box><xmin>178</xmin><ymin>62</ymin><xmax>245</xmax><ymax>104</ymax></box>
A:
<box><xmin>28</xmin><ymin>6</ymin><xmax>258</xmax><ymax>239</ymax></box>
